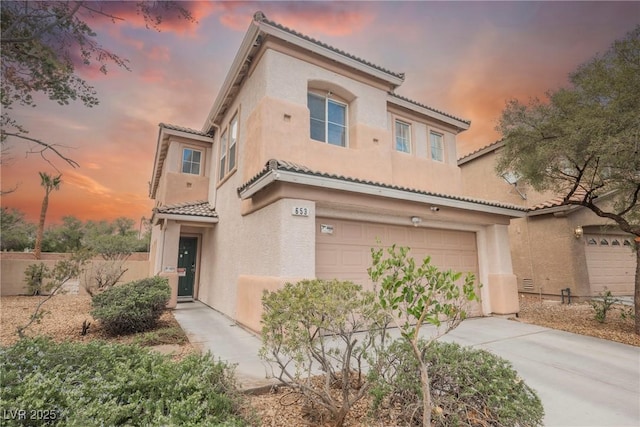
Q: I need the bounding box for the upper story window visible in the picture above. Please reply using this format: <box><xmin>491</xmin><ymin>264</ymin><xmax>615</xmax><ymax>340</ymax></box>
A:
<box><xmin>219</xmin><ymin>112</ymin><xmax>239</xmax><ymax>182</ymax></box>
<box><xmin>219</xmin><ymin>130</ymin><xmax>228</xmax><ymax>181</ymax></box>
<box><xmin>430</xmin><ymin>131</ymin><xmax>444</xmax><ymax>162</ymax></box>
<box><xmin>308</xmin><ymin>92</ymin><xmax>347</xmax><ymax>147</ymax></box>
<box><xmin>182</xmin><ymin>148</ymin><xmax>201</xmax><ymax>175</ymax></box>
<box><xmin>228</xmin><ymin>115</ymin><xmax>238</xmax><ymax>172</ymax></box>
<box><xmin>395</xmin><ymin>120</ymin><xmax>411</xmax><ymax>153</ymax></box>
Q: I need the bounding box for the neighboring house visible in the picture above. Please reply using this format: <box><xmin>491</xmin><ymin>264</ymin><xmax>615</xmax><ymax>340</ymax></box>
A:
<box><xmin>459</xmin><ymin>141</ymin><xmax>636</xmax><ymax>300</ymax></box>
<box><xmin>148</xmin><ymin>12</ymin><xmax>527</xmax><ymax>332</ymax></box>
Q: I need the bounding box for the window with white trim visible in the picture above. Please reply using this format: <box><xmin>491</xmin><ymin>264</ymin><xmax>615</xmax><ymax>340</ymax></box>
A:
<box><xmin>395</xmin><ymin>120</ymin><xmax>411</xmax><ymax>153</ymax></box>
<box><xmin>308</xmin><ymin>92</ymin><xmax>347</xmax><ymax>147</ymax></box>
<box><xmin>219</xmin><ymin>129</ymin><xmax>227</xmax><ymax>181</ymax></box>
<box><xmin>430</xmin><ymin>131</ymin><xmax>444</xmax><ymax>162</ymax></box>
<box><xmin>228</xmin><ymin>115</ymin><xmax>238</xmax><ymax>172</ymax></box>
<box><xmin>182</xmin><ymin>148</ymin><xmax>201</xmax><ymax>175</ymax></box>
<box><xmin>218</xmin><ymin>112</ymin><xmax>239</xmax><ymax>182</ymax></box>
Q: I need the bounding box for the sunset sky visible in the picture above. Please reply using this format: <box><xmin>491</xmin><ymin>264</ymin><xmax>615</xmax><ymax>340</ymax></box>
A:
<box><xmin>2</xmin><ymin>1</ymin><xmax>638</xmax><ymax>225</ymax></box>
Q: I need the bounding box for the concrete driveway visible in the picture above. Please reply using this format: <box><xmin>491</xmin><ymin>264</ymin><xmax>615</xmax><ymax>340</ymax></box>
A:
<box><xmin>174</xmin><ymin>301</ymin><xmax>640</xmax><ymax>426</ymax></box>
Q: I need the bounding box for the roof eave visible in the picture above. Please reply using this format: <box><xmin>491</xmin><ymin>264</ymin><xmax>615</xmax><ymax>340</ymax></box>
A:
<box><xmin>154</xmin><ymin>212</ymin><xmax>219</xmax><ymax>224</ymax></box>
<box><xmin>458</xmin><ymin>140</ymin><xmax>505</xmax><ymax>165</ymax></box>
<box><xmin>387</xmin><ymin>94</ymin><xmax>470</xmax><ymax>131</ymax></box>
<box><xmin>239</xmin><ymin>169</ymin><xmax>526</xmax><ymax>218</ymax></box>
<box><xmin>258</xmin><ymin>21</ymin><xmax>404</xmax><ymax>89</ymax></box>
<box><xmin>203</xmin><ymin>20</ymin><xmax>262</xmax><ymax>130</ymax></box>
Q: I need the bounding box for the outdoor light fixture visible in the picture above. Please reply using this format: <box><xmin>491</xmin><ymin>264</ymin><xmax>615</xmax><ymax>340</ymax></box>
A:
<box><xmin>411</xmin><ymin>216</ymin><xmax>422</xmax><ymax>227</ymax></box>
<box><xmin>574</xmin><ymin>225</ymin><xmax>584</xmax><ymax>239</ymax></box>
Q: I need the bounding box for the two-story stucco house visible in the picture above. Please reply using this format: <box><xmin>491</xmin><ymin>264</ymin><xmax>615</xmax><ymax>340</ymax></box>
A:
<box><xmin>148</xmin><ymin>12</ymin><xmax>527</xmax><ymax>332</ymax></box>
<box><xmin>459</xmin><ymin>140</ymin><xmax>637</xmax><ymax>300</ymax></box>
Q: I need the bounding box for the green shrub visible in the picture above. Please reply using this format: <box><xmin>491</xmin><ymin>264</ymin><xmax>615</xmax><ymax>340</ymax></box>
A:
<box><xmin>589</xmin><ymin>290</ymin><xmax>618</xmax><ymax>323</ymax></box>
<box><xmin>23</xmin><ymin>263</ymin><xmax>48</xmax><ymax>295</ymax></box>
<box><xmin>91</xmin><ymin>276</ymin><xmax>171</xmax><ymax>335</ymax></box>
<box><xmin>369</xmin><ymin>340</ymin><xmax>544</xmax><ymax>427</ymax></box>
<box><xmin>0</xmin><ymin>337</ymin><xmax>248</xmax><ymax>426</ymax></box>
<box><xmin>260</xmin><ymin>279</ymin><xmax>389</xmax><ymax>427</ymax></box>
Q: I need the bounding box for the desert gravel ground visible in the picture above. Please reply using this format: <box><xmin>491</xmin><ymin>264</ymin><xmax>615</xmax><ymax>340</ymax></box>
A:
<box><xmin>1</xmin><ymin>293</ymin><xmax>637</xmax><ymax>426</ymax></box>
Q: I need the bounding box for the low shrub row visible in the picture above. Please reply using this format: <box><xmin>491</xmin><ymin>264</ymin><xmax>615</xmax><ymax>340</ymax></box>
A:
<box><xmin>0</xmin><ymin>338</ymin><xmax>248</xmax><ymax>426</ymax></box>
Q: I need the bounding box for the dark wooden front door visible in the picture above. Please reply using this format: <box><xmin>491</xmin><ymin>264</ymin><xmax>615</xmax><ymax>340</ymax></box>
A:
<box><xmin>177</xmin><ymin>237</ymin><xmax>197</xmax><ymax>297</ymax></box>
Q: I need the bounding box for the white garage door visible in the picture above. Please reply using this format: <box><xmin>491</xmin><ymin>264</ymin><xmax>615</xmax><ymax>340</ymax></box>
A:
<box><xmin>585</xmin><ymin>234</ymin><xmax>635</xmax><ymax>295</ymax></box>
<box><xmin>316</xmin><ymin>218</ymin><xmax>482</xmax><ymax>316</ymax></box>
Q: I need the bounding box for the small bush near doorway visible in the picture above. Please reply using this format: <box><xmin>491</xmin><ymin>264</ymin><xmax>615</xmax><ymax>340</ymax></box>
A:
<box><xmin>91</xmin><ymin>276</ymin><xmax>170</xmax><ymax>335</ymax></box>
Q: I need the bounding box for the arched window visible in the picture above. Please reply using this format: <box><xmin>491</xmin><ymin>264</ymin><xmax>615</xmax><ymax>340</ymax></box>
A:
<box><xmin>611</xmin><ymin>239</ymin><xmax>621</xmax><ymax>246</ymax></box>
<box><xmin>600</xmin><ymin>239</ymin><xmax>609</xmax><ymax>246</ymax></box>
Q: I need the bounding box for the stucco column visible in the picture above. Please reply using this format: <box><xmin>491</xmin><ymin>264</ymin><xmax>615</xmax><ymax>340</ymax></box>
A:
<box><xmin>484</xmin><ymin>224</ymin><xmax>519</xmax><ymax>315</ymax></box>
<box><xmin>158</xmin><ymin>220</ymin><xmax>181</xmax><ymax>309</ymax></box>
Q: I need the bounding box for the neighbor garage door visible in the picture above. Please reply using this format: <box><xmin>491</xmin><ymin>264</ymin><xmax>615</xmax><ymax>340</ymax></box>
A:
<box><xmin>585</xmin><ymin>234</ymin><xmax>635</xmax><ymax>295</ymax></box>
<box><xmin>315</xmin><ymin>218</ymin><xmax>482</xmax><ymax>316</ymax></box>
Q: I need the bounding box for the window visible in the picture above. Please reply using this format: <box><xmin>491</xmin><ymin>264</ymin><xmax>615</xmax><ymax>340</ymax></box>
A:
<box><xmin>395</xmin><ymin>120</ymin><xmax>411</xmax><ymax>153</ymax></box>
<box><xmin>218</xmin><ymin>113</ymin><xmax>239</xmax><ymax>182</ymax></box>
<box><xmin>308</xmin><ymin>92</ymin><xmax>347</xmax><ymax>147</ymax></box>
<box><xmin>182</xmin><ymin>148</ymin><xmax>201</xmax><ymax>175</ymax></box>
<box><xmin>228</xmin><ymin>115</ymin><xmax>238</xmax><ymax>172</ymax></box>
<box><xmin>624</xmin><ymin>239</ymin><xmax>632</xmax><ymax>246</ymax></box>
<box><xmin>587</xmin><ymin>238</ymin><xmax>597</xmax><ymax>245</ymax></box>
<box><xmin>600</xmin><ymin>239</ymin><xmax>609</xmax><ymax>246</ymax></box>
<box><xmin>430</xmin><ymin>131</ymin><xmax>444</xmax><ymax>162</ymax></box>
<box><xmin>219</xmin><ymin>130</ymin><xmax>227</xmax><ymax>181</ymax></box>
<box><xmin>612</xmin><ymin>239</ymin><xmax>621</xmax><ymax>246</ymax></box>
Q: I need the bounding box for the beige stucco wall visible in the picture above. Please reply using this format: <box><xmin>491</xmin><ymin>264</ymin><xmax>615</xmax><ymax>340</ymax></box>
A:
<box><xmin>460</xmin><ymin>151</ymin><xmax>632</xmax><ymax>298</ymax></box>
<box><xmin>240</xmin><ymin>49</ymin><xmax>465</xmax><ymax>196</ymax></box>
<box><xmin>459</xmin><ymin>149</ymin><xmax>555</xmax><ymax>207</ymax></box>
<box><xmin>1</xmin><ymin>254</ymin><xmax>150</xmax><ymax>296</ymax></box>
<box><xmin>155</xmin><ymin>136</ymin><xmax>211</xmax><ymax>206</ymax></box>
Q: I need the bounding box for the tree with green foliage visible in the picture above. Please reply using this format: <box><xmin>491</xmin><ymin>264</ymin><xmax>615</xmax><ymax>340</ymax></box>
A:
<box><xmin>33</xmin><ymin>172</ymin><xmax>61</xmax><ymax>259</ymax></box>
<box><xmin>0</xmin><ymin>1</ymin><xmax>194</xmax><ymax>174</ymax></box>
<box><xmin>260</xmin><ymin>279</ymin><xmax>389</xmax><ymax>426</ymax></box>
<box><xmin>368</xmin><ymin>245</ymin><xmax>479</xmax><ymax>427</ymax></box>
<box><xmin>0</xmin><ymin>207</ymin><xmax>35</xmax><ymax>251</ymax></box>
<box><xmin>42</xmin><ymin>215</ymin><xmax>85</xmax><ymax>252</ymax></box>
<box><xmin>495</xmin><ymin>26</ymin><xmax>640</xmax><ymax>334</ymax></box>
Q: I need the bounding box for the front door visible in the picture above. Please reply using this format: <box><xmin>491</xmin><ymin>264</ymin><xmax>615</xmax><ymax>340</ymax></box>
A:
<box><xmin>177</xmin><ymin>237</ymin><xmax>197</xmax><ymax>298</ymax></box>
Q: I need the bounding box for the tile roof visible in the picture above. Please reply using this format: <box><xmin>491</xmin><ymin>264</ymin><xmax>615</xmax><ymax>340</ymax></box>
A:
<box><xmin>388</xmin><ymin>92</ymin><xmax>471</xmax><ymax>126</ymax></box>
<box><xmin>155</xmin><ymin>200</ymin><xmax>218</xmax><ymax>218</ymax></box>
<box><xmin>159</xmin><ymin>123</ymin><xmax>213</xmax><ymax>137</ymax></box>
<box><xmin>457</xmin><ymin>140</ymin><xmax>504</xmax><ymax>164</ymax></box>
<box><xmin>254</xmin><ymin>11</ymin><xmax>405</xmax><ymax>81</ymax></box>
<box><xmin>528</xmin><ymin>189</ymin><xmax>587</xmax><ymax>212</ymax></box>
<box><xmin>238</xmin><ymin>159</ymin><xmax>527</xmax><ymax>212</ymax></box>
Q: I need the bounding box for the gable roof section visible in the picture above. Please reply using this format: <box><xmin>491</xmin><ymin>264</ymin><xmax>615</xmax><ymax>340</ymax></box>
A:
<box><xmin>149</xmin><ymin>123</ymin><xmax>214</xmax><ymax>199</ymax></box>
<box><xmin>153</xmin><ymin>200</ymin><xmax>218</xmax><ymax>223</ymax></box>
<box><xmin>203</xmin><ymin>11</ymin><xmax>406</xmax><ymax>131</ymax></box>
<box><xmin>238</xmin><ymin>159</ymin><xmax>527</xmax><ymax>217</ymax></box>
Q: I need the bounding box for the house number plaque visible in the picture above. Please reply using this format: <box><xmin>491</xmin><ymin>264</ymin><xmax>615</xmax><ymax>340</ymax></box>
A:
<box><xmin>291</xmin><ymin>207</ymin><xmax>310</xmax><ymax>217</ymax></box>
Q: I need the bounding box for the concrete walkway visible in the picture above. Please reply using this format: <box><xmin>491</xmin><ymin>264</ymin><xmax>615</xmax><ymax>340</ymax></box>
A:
<box><xmin>173</xmin><ymin>301</ymin><xmax>640</xmax><ymax>427</ymax></box>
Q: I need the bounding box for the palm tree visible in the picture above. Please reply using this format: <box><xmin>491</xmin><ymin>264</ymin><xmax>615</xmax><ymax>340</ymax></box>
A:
<box><xmin>33</xmin><ymin>172</ymin><xmax>61</xmax><ymax>259</ymax></box>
